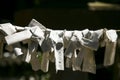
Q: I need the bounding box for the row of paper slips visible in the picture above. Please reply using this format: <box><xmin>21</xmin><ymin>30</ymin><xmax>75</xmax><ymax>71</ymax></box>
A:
<box><xmin>0</xmin><ymin>19</ymin><xmax>118</xmax><ymax>74</ymax></box>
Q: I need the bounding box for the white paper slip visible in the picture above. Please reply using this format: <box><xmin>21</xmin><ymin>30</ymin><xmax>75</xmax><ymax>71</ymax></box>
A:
<box><xmin>104</xmin><ymin>42</ymin><xmax>117</xmax><ymax>66</ymax></box>
<box><xmin>41</xmin><ymin>52</ymin><xmax>50</xmax><ymax>72</ymax></box>
<box><xmin>25</xmin><ymin>50</ymin><xmax>31</xmax><ymax>63</ymax></box>
<box><xmin>5</xmin><ymin>30</ymin><xmax>32</xmax><ymax>45</ymax></box>
<box><xmin>65</xmin><ymin>33</ymin><xmax>81</xmax><ymax>58</ymax></box>
<box><xmin>49</xmin><ymin>30</ymin><xmax>64</xmax><ymax>72</ymax></box>
<box><xmin>81</xmin><ymin>29</ymin><xmax>103</xmax><ymax>51</ymax></box>
<box><xmin>25</xmin><ymin>40</ymin><xmax>38</xmax><ymax>63</ymax></box>
<box><xmin>54</xmin><ymin>42</ymin><xmax>64</xmax><ymax>72</ymax></box>
<box><xmin>82</xmin><ymin>47</ymin><xmax>96</xmax><ymax>74</ymax></box>
<box><xmin>66</xmin><ymin>57</ymin><xmax>72</xmax><ymax>68</ymax></box>
<box><xmin>14</xmin><ymin>47</ymin><xmax>23</xmax><ymax>56</ymax></box>
<box><xmin>15</xmin><ymin>26</ymin><xmax>25</xmax><ymax>31</ymax></box>
<box><xmin>30</xmin><ymin>26</ymin><xmax>44</xmax><ymax>38</ymax></box>
<box><xmin>28</xmin><ymin>19</ymin><xmax>46</xmax><ymax>31</ymax></box>
<box><xmin>63</xmin><ymin>31</ymin><xmax>73</xmax><ymax>48</ymax></box>
<box><xmin>104</xmin><ymin>30</ymin><xmax>118</xmax><ymax>66</ymax></box>
<box><xmin>27</xmin><ymin>40</ymin><xmax>40</xmax><ymax>71</ymax></box>
<box><xmin>11</xmin><ymin>43</ymin><xmax>23</xmax><ymax>56</ymax></box>
<box><xmin>30</xmin><ymin>52</ymin><xmax>41</xmax><ymax>71</ymax></box>
<box><xmin>106</xmin><ymin>30</ymin><xmax>118</xmax><ymax>42</ymax></box>
<box><xmin>0</xmin><ymin>23</ymin><xmax>16</xmax><ymax>35</ymax></box>
<box><xmin>54</xmin><ymin>40</ymin><xmax>64</xmax><ymax>72</ymax></box>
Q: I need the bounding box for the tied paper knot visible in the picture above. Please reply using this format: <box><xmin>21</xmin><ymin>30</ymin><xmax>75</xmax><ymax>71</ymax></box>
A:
<box><xmin>0</xmin><ymin>19</ymin><xmax>117</xmax><ymax>74</ymax></box>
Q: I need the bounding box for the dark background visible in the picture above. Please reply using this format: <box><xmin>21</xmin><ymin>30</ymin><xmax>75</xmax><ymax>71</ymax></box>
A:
<box><xmin>0</xmin><ymin>0</ymin><xmax>120</xmax><ymax>80</ymax></box>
